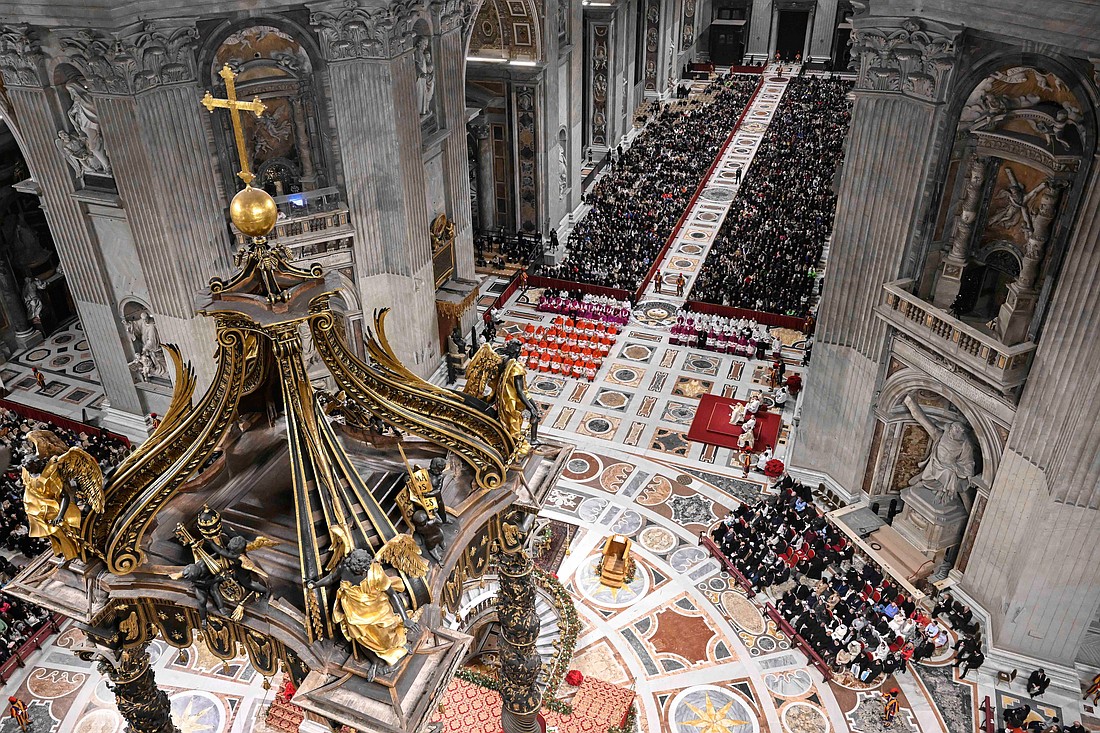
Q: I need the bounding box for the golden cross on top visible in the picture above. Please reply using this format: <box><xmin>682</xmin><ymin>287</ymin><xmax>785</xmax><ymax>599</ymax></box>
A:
<box><xmin>201</xmin><ymin>64</ymin><xmax>266</xmax><ymax>185</ymax></box>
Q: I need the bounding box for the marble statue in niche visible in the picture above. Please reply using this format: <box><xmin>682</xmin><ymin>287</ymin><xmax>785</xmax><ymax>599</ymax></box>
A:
<box><xmin>62</xmin><ymin>81</ymin><xmax>111</xmax><ymax>176</ymax></box>
<box><xmin>125</xmin><ymin>309</ymin><xmax>168</xmax><ymax>380</ymax></box>
<box><xmin>902</xmin><ymin>394</ymin><xmax>977</xmax><ymax>511</ymax></box>
<box><xmin>414</xmin><ymin>36</ymin><xmax>436</xmax><ymax>118</ymax></box>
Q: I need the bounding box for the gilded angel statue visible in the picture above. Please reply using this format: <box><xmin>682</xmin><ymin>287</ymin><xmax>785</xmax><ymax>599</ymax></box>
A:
<box><xmin>20</xmin><ymin>429</ymin><xmax>104</xmax><ymax>560</ymax></box>
<box><xmin>308</xmin><ymin>535</ymin><xmax>428</xmax><ymax>682</ymax></box>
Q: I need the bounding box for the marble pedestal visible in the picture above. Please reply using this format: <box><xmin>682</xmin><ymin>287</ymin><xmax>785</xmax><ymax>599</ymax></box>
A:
<box><xmin>892</xmin><ymin>486</ymin><xmax>969</xmax><ymax>564</ymax></box>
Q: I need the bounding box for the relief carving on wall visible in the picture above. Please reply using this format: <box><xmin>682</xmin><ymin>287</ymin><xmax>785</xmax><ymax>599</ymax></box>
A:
<box><xmin>681</xmin><ymin>0</ymin><xmax>697</xmax><ymax>51</ymax></box>
<box><xmin>56</xmin><ymin>80</ymin><xmax>112</xmax><ymax>178</ymax></box>
<box><xmin>643</xmin><ymin>0</ymin><xmax>661</xmax><ymax>92</ymax></box>
<box><xmin>591</xmin><ymin>24</ymin><xmax>609</xmax><ymax>146</ymax></box>
<box><xmin>960</xmin><ymin>66</ymin><xmax>1085</xmax><ymax>155</ymax></box>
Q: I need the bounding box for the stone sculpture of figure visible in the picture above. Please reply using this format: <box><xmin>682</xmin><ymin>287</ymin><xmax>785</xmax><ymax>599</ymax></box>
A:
<box><xmin>125</xmin><ymin>310</ymin><xmax>168</xmax><ymax>378</ymax></box>
<box><xmin>21</xmin><ymin>277</ymin><xmax>45</xmax><ymax>326</ymax></box>
<box><xmin>308</xmin><ymin>542</ymin><xmax>425</xmax><ymax>682</ymax></box>
<box><xmin>903</xmin><ymin>395</ymin><xmax>977</xmax><ymax>511</ymax></box>
<box><xmin>64</xmin><ymin>81</ymin><xmax>111</xmax><ymax>175</ymax></box>
<box><xmin>20</xmin><ymin>429</ymin><xmax>104</xmax><ymax>561</ymax></box>
<box><xmin>558</xmin><ymin>145</ymin><xmax>568</xmax><ymax>199</ymax></box>
<box><xmin>988</xmin><ymin>168</ymin><xmax>1045</xmax><ymax>237</ymax></box>
<box><xmin>55</xmin><ymin>130</ymin><xmax>95</xmax><ymax>176</ymax></box>
<box><xmin>414</xmin><ymin>36</ymin><xmax>435</xmax><ymax>117</ymax></box>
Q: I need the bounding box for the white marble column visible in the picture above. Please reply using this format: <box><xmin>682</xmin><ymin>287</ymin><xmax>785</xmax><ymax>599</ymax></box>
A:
<box><xmin>792</xmin><ymin>17</ymin><xmax>962</xmax><ymax>494</ymax></box>
<box><xmin>961</xmin><ymin>151</ymin><xmax>1100</xmax><ymax>668</ymax></box>
<box><xmin>310</xmin><ymin>1</ymin><xmax>441</xmax><ymax>376</ymax></box>
<box><xmin>0</xmin><ymin>35</ymin><xmax>147</xmax><ymax>426</ymax></box>
<box><xmin>808</xmin><ymin>0</ymin><xmax>839</xmax><ymax>62</ymax></box>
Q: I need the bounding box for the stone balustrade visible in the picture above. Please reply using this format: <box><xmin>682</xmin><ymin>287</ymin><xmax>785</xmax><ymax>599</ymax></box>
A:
<box><xmin>231</xmin><ymin>187</ymin><xmax>354</xmax><ymax>266</ymax></box>
<box><xmin>876</xmin><ymin>279</ymin><xmax>1036</xmax><ymax>392</ymax></box>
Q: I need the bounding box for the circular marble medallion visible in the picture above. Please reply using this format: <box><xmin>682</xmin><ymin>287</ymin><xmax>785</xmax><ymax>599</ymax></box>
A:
<box><xmin>671</xmin><ymin>258</ymin><xmax>695</xmax><ymax>270</ymax></box>
<box><xmin>665</xmin><ymin>404</ymin><xmax>697</xmax><ymax>423</ymax></box>
<box><xmin>578</xmin><ymin>496</ymin><xmax>609</xmax><ymax>522</ymax></box>
<box><xmin>584</xmin><ymin>416</ymin><xmax>613</xmax><ymax>435</ymax></box>
<box><xmin>563</xmin><ymin>452</ymin><xmax>601</xmax><ymax>481</ymax></box>
<box><xmin>75</xmin><ymin>339</ymin><xmax>89</xmax><ymax>350</ymax></box>
<box><xmin>736</xmin><ymin>138</ymin><xmax>754</xmax><ymax>145</ymax></box>
<box><xmin>170</xmin><ymin>691</ymin><xmax>225</xmax><ymax>733</ymax></box>
<box><xmin>721</xmin><ymin>591</ymin><xmax>766</xmax><ymax>635</ymax></box>
<box><xmin>623</xmin><ymin>344</ymin><xmax>653</xmax><ymax>361</ymax></box>
<box><xmin>765</xmin><ymin>669</ymin><xmax>814</xmax><ymax>698</ymax></box>
<box><xmin>574</xmin><ymin>552</ymin><xmax>650</xmax><ymax>608</ymax></box>
<box><xmin>611</xmin><ymin>509</ymin><xmax>643</xmax><ymax>536</ymax></box>
<box><xmin>611</xmin><ymin>368</ymin><xmax>638</xmax><ymax>383</ymax></box>
<box><xmin>639</xmin><ymin>526</ymin><xmax>677</xmax><ymax>554</ymax></box>
<box><xmin>24</xmin><ymin>348</ymin><xmax>49</xmax><ymax>362</ymax></box>
<box><xmin>74</xmin><ymin>360</ymin><xmax>96</xmax><ymax>374</ymax></box>
<box><xmin>596</xmin><ymin>391</ymin><xmax>629</xmax><ymax>409</ymax></box>
<box><xmin>680</xmin><ymin>243</ymin><xmax>705</xmax><ymax>254</ymax></box>
<box><xmin>689</xmin><ymin>230</ymin><xmax>710</xmax><ymax>240</ymax></box>
<box><xmin>781</xmin><ymin>702</ymin><xmax>830</xmax><ymax>733</ymax></box>
<box><xmin>743</xmin><ymin>122</ymin><xmax>767</xmax><ymax>133</ymax></box>
<box><xmin>755</xmin><ymin>635</ymin><xmax>777</xmax><ymax>652</ymax></box>
<box><xmin>50</xmin><ymin>355</ymin><xmax>73</xmax><ymax>368</ymax></box>
<box><xmin>534</xmin><ymin>378</ymin><xmax>561</xmax><ymax>393</ymax></box>
<box><xmin>670</xmin><ymin>546</ymin><xmax>708</xmax><ymax>572</ymax></box>
<box><xmin>733</xmin><ymin>147</ymin><xmax>752</xmax><ymax>154</ymax></box>
<box><xmin>696</xmin><ymin>212</ymin><xmax>719</xmax><ymax>223</ymax></box>
<box><xmin>668</xmin><ymin>685</ymin><xmax>758</xmax><ymax>733</ymax></box>
<box><xmin>700</xmin><ymin>186</ymin><xmax>737</xmax><ymax>203</ymax></box>
<box><xmin>53</xmin><ymin>333</ymin><xmax>74</xmax><ymax>344</ymax></box>
<box><xmin>632</xmin><ymin>300</ymin><xmax>678</xmax><ymax>326</ymax></box>
<box><xmin>74</xmin><ymin>709</ymin><xmax>123</xmax><ymax>733</ymax></box>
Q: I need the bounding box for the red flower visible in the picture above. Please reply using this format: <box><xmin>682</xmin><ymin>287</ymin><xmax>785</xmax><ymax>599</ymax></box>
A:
<box><xmin>565</xmin><ymin>670</ymin><xmax>584</xmax><ymax>686</ymax></box>
<box><xmin>764</xmin><ymin>458</ymin><xmax>785</xmax><ymax>478</ymax></box>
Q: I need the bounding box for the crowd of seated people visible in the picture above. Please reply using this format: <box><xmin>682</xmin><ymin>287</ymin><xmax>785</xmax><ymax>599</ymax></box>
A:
<box><xmin>0</xmin><ymin>591</ymin><xmax>54</xmax><ymax>665</ymax></box>
<box><xmin>711</xmin><ymin>477</ymin><xmax>981</xmax><ymax>685</ymax></box>
<box><xmin>691</xmin><ymin>77</ymin><xmax>852</xmax><ymax>317</ymax></box>
<box><xmin>540</xmin><ymin>75</ymin><xmax>759</xmax><ymax>291</ymax></box>
<box><xmin>671</xmin><ymin>311</ymin><xmax>778</xmax><ymax>358</ymax></box>
<box><xmin>507</xmin><ymin>315</ymin><xmax>620</xmax><ymax>381</ymax></box>
<box><xmin>536</xmin><ymin>291</ymin><xmax>632</xmax><ymax>325</ymax></box>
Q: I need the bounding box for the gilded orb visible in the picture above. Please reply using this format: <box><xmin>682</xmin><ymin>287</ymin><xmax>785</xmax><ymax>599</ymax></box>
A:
<box><xmin>230</xmin><ymin>184</ymin><xmax>278</xmax><ymax>237</ymax></box>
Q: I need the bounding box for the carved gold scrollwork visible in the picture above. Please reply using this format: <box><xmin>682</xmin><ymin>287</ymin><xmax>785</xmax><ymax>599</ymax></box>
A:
<box><xmin>102</xmin><ymin>329</ymin><xmax>250</xmax><ymax>575</ymax></box>
<box><xmin>310</xmin><ymin>303</ymin><xmax>513</xmax><ymax>489</ymax></box>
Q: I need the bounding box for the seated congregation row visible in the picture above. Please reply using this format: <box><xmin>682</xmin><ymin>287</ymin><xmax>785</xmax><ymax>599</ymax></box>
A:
<box><xmin>711</xmin><ymin>477</ymin><xmax>983</xmax><ymax>685</ymax></box>
<box><xmin>690</xmin><ymin>77</ymin><xmax>852</xmax><ymax>317</ymax></box>
<box><xmin>540</xmin><ymin>74</ymin><xmax>759</xmax><ymax>291</ymax></box>
<box><xmin>0</xmin><ymin>408</ymin><xmax>132</xmax><ymax>664</ymax></box>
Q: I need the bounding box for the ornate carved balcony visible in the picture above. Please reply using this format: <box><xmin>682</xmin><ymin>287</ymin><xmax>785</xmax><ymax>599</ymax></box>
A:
<box><xmin>876</xmin><ymin>279</ymin><xmax>1037</xmax><ymax>393</ymax></box>
<box><xmin>232</xmin><ymin>187</ymin><xmax>354</xmax><ymax>268</ymax></box>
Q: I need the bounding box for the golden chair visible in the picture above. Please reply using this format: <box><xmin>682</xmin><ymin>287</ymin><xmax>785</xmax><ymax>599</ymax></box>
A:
<box><xmin>599</xmin><ymin>534</ymin><xmax>633</xmax><ymax>589</ymax></box>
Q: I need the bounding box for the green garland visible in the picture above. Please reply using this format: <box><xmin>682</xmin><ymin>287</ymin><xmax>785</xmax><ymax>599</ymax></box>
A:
<box><xmin>606</xmin><ymin>702</ymin><xmax>638</xmax><ymax>733</ymax></box>
<box><xmin>532</xmin><ymin>567</ymin><xmax>580</xmax><ymax>695</ymax></box>
<box><xmin>454</xmin><ymin>666</ymin><xmax>574</xmax><ymax>716</ymax></box>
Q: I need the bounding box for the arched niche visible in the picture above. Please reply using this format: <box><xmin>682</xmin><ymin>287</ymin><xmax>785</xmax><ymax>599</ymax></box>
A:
<box><xmin>918</xmin><ymin>54</ymin><xmax>1098</xmax><ymax>346</ymax></box>
<box><xmin>199</xmin><ymin>20</ymin><xmax>334</xmax><ymax>199</ymax></box>
<box><xmin>871</xmin><ymin>371</ymin><xmax>1001</xmax><ymax>500</ymax></box>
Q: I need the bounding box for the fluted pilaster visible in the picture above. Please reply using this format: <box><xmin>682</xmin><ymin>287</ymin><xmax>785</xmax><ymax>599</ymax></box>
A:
<box><xmin>438</xmin><ymin>27</ymin><xmax>475</xmax><ymax>280</ymax></box>
<box><xmin>6</xmin><ymin>86</ymin><xmax>143</xmax><ymax>415</ymax></box>
<box><xmin>793</xmin><ymin>91</ymin><xmax>942</xmax><ymax>491</ymax></box>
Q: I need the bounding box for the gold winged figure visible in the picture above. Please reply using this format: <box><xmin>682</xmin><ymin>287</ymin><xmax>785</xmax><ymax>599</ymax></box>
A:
<box><xmin>462</xmin><ymin>342</ymin><xmax>502</xmax><ymax>402</ymax></box>
<box><xmin>20</xmin><ymin>429</ymin><xmax>104</xmax><ymax>561</ymax></box>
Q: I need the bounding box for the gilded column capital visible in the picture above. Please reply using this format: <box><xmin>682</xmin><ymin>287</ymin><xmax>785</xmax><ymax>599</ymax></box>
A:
<box><xmin>0</xmin><ymin>24</ymin><xmax>49</xmax><ymax>89</ymax></box>
<box><xmin>849</xmin><ymin>17</ymin><xmax>962</xmax><ymax>103</ymax></box>
<box><xmin>309</xmin><ymin>0</ymin><xmax>426</xmax><ymax>61</ymax></box>
<box><xmin>53</xmin><ymin>20</ymin><xmax>200</xmax><ymax>96</ymax></box>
